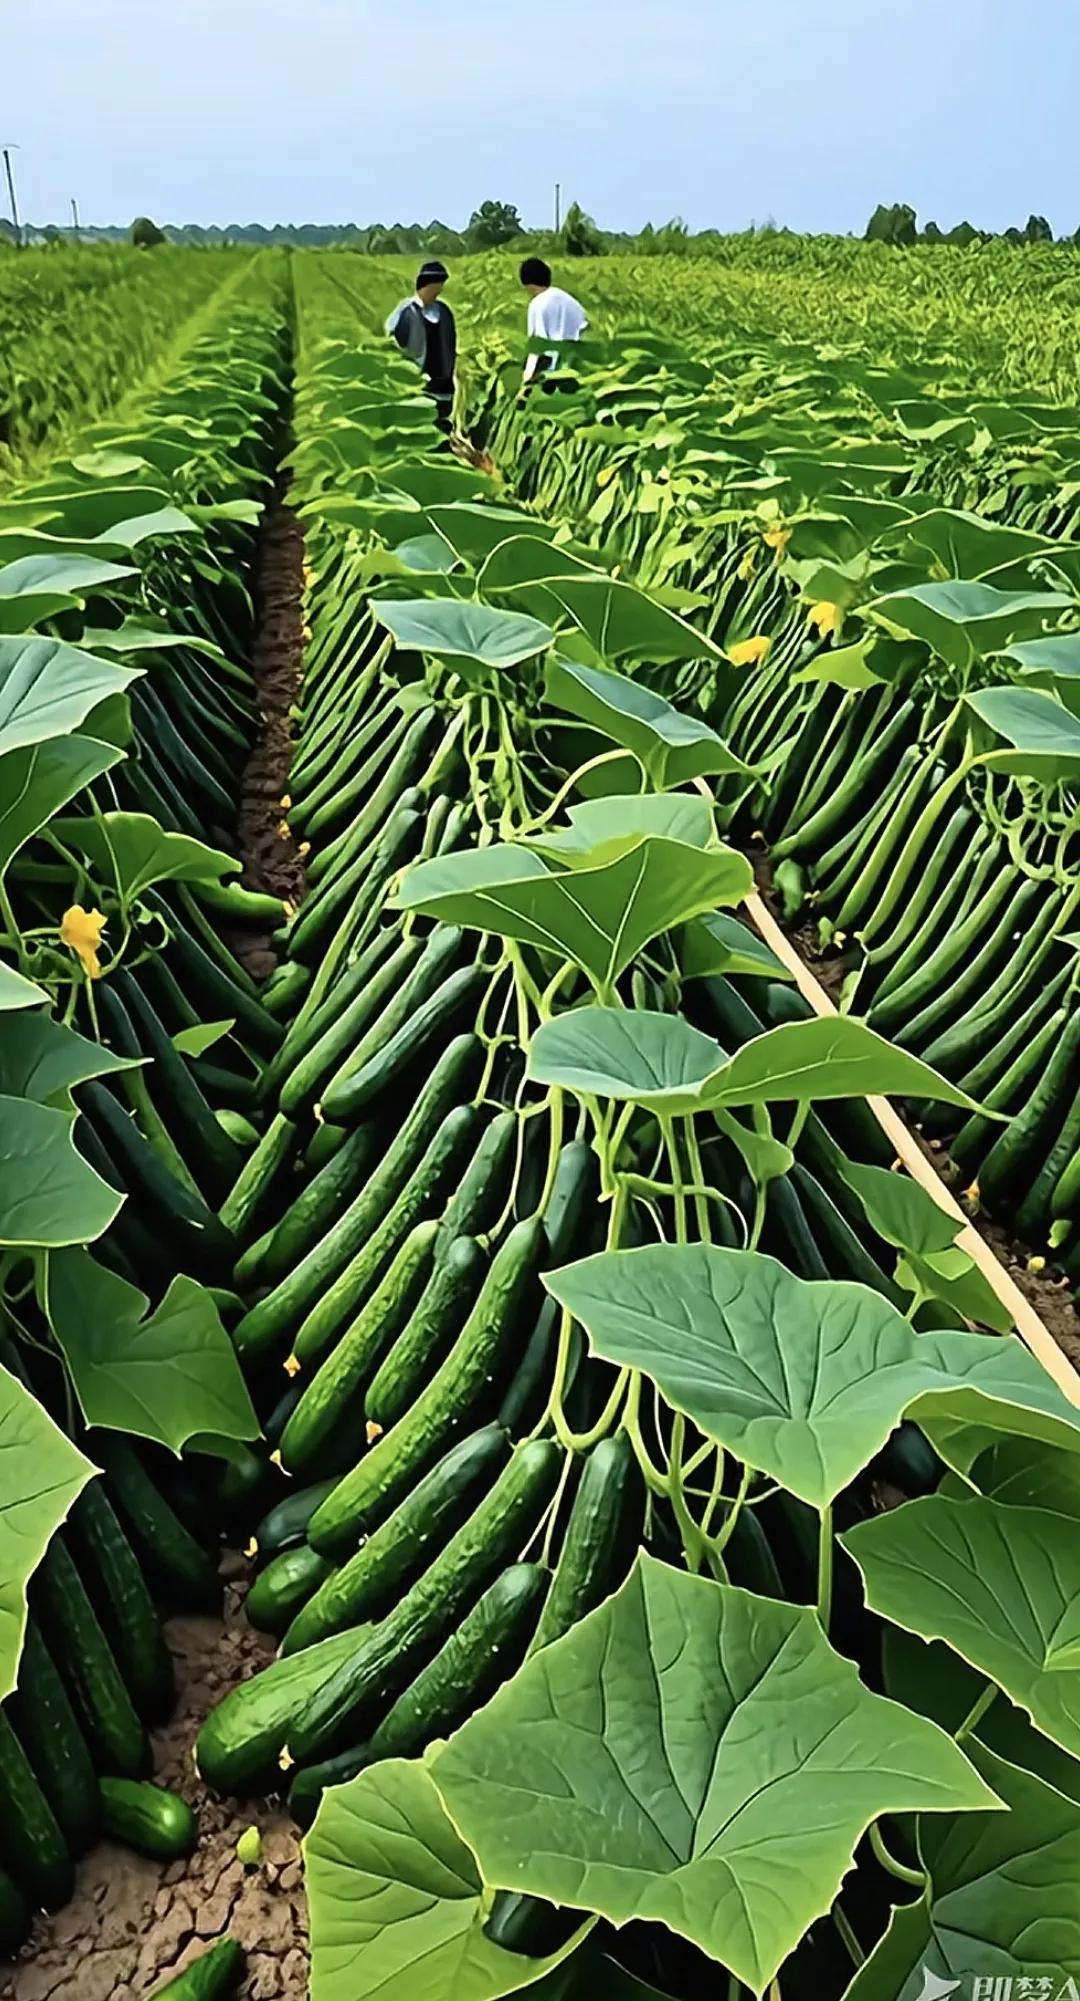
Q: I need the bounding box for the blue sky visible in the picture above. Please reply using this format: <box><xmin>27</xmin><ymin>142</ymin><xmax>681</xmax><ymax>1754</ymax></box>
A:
<box><xmin>9</xmin><ymin>0</ymin><xmax>1079</xmax><ymax>233</ymax></box>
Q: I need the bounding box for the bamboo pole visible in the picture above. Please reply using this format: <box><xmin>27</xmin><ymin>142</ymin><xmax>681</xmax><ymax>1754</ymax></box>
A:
<box><xmin>745</xmin><ymin>889</ymin><xmax>1080</xmax><ymax>1408</ymax></box>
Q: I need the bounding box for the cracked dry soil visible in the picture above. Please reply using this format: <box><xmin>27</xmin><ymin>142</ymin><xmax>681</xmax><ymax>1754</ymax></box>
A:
<box><xmin>1</xmin><ymin>1563</ymin><xmax>308</xmax><ymax>2001</ymax></box>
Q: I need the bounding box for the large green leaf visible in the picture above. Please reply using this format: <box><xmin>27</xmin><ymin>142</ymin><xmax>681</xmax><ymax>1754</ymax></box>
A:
<box><xmin>679</xmin><ymin>909</ymin><xmax>792</xmax><ymax>982</ymax></box>
<box><xmin>837</xmin><ymin>1158</ymin><xmax>959</xmax><ymax>1256</ymax></box>
<box><xmin>433</xmin><ymin>1555</ymin><xmax>995</xmax><ymax>1995</ymax></box>
<box><xmin>0</xmin><ymin>1012</ymin><xmax>135</xmax><ymax>1108</ymax></box>
<box><xmin>524</xmin><ymin>793</ymin><xmax>717</xmax><ymax>862</ymax></box>
<box><xmin>0</xmin><ymin>961</ymin><xmax>48</xmax><ymax>1011</ymax></box>
<box><xmin>305</xmin><ymin>1756</ymin><xmax>588</xmax><ymax>2001</ymax></box>
<box><xmin>0</xmin><ymin>734</ymin><xmax>124</xmax><ymax>876</ymax></box>
<box><xmin>0</xmin><ymin>554</ymin><xmax>138</xmax><ymax>633</ymax></box>
<box><xmin>868</xmin><ymin>580</ymin><xmax>1073</xmax><ymax>670</ymax></box>
<box><xmin>545</xmin><ymin>1244</ymin><xmax>1080</xmax><ymax>1508</ymax></box>
<box><xmin>0</xmin><ymin>636</ymin><xmax>140</xmax><ymax>755</ymax></box>
<box><xmin>0</xmin><ymin>1363</ymin><xmax>96</xmax><ymax>1701</ymax></box>
<box><xmin>544</xmin><ymin>656</ymin><xmax>755</xmax><ymax>785</ymax></box>
<box><xmin>879</xmin><ymin>507</ymin><xmax>1057</xmax><ymax>582</ymax></box>
<box><xmin>51</xmin><ymin>811</ymin><xmax>237</xmax><ymax>903</ymax></box>
<box><xmin>46</xmin><ymin>1250</ymin><xmax>258</xmax><ymax>1454</ymax></box>
<box><xmin>372</xmin><ymin>597</ymin><xmax>554</xmax><ymax>670</ymax></box>
<box><xmin>497</xmin><ymin>575</ymin><xmax>718</xmax><ymax>664</ymax></box>
<box><xmin>395</xmin><ymin>841</ymin><xmax>750</xmax><ymax>991</ymax></box>
<box><xmin>0</xmin><ymin>1097</ymin><xmax>122</xmax><ymax>1246</ymax></box>
<box><xmin>968</xmin><ymin>1434</ymin><xmax>1080</xmax><ymax>1517</ymax></box>
<box><xmin>964</xmin><ymin>686</ymin><xmax>1080</xmax><ymax>781</ymax></box>
<box><xmin>843</xmin><ymin>1743</ymin><xmax>1080</xmax><ymax>2001</ymax></box>
<box><xmin>527</xmin><ymin>1010</ymin><xmax>981</xmax><ymax>1116</ymax></box>
<box><xmin>845</xmin><ymin>1495</ymin><xmax>1080</xmax><ymax>1754</ymax></box>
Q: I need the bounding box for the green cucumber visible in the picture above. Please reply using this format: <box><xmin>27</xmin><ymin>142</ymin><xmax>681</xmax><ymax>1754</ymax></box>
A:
<box><xmin>286</xmin><ymin>802</ymin><xmax>420</xmax><ymax>966</ymax></box>
<box><xmin>246</xmin><ymin>1544</ymin><xmax>335</xmax><ymax>1635</ymax></box>
<box><xmin>322</xmin><ymin>962</ymin><xmax>487</xmax><ymax>1122</ymax></box>
<box><xmin>149</xmin><ymin>1939</ymin><xmax>246</xmax><ymax>1999</ymax></box>
<box><xmin>0</xmin><ymin>1864</ymin><xmax>30</xmax><ymax>1954</ymax></box>
<box><xmin>869</xmin><ymin>863</ymin><xmax>1017</xmax><ymax>1034</ymax></box>
<box><xmin>978</xmin><ymin>1013</ymin><xmax>1080</xmax><ymax>1207</ymax></box>
<box><xmin>79</xmin><ymin>1079</ymin><xmax>232</xmax><ymax>1274</ymax></box>
<box><xmin>291</xmin><ymin>1438</ymin><xmax>561</xmax><ymax>1760</ymax></box>
<box><xmin>95</xmin><ymin>981</ymin><xmax>202</xmax><ymax>1195</ymax></box>
<box><xmin>309</xmin><ymin>1216</ymin><xmax>547</xmax><ymax>1554</ymax></box>
<box><xmin>191</xmin><ymin>879</ymin><xmax>287</xmax><ymax>926</ymax></box>
<box><xmin>258</xmin><ymin>921</ymin><xmax>401</xmax><ymax>1104</ymax></box>
<box><xmin>291</xmin><ymin>1102</ymin><xmax>479</xmax><ymax>1376</ymax></box>
<box><xmin>942</xmin><ymin>1004</ymin><xmax>1068</xmax><ymax>1179</ymax></box>
<box><xmin>282</xmin><ymin>1425</ymin><xmax>510</xmax><ymax>1655</ymax></box>
<box><xmin>299</xmin><ymin>705</ymin><xmax>416</xmax><ymax>843</ymax></box>
<box><xmin>287</xmin><ymin>1746</ymin><xmax>369</xmax><ymax>1831</ymax></box>
<box><xmin>367</xmin><ymin>1563</ymin><xmax>547</xmax><ymax>1761</ymax></box>
<box><xmin>218</xmin><ymin>1111</ymin><xmax>298</xmax><ymax>1241</ymax></box>
<box><xmin>94</xmin><ymin>1438</ymin><xmax>221</xmax><ymax>1609</ymax></box>
<box><xmin>261</xmin><ymin>959</ymin><xmax>312</xmax><ymax>1019</ymax></box>
<box><xmin>10</xmin><ymin>1617</ymin><xmax>99</xmax><ymax>1852</ymax></box>
<box><xmin>1018</xmin><ymin>1070</ymin><xmax>1080</xmax><ymax>1243</ymax></box>
<box><xmin>280</xmin><ymin>1219</ymin><xmax>439</xmax><ymax>1475</ymax></box>
<box><xmin>252</xmin><ymin>1479</ymin><xmax>339</xmax><ymax>1562</ymax></box>
<box><xmin>35</xmin><ymin>1537</ymin><xmax>150</xmax><ymax>1778</ymax></box>
<box><xmin>304</xmin><ymin>706</ymin><xmax>434</xmax><ymax>847</ymax></box>
<box><xmin>114</xmin><ymin>968</ymin><xmax>246</xmax><ymax>1196</ymax></box>
<box><xmin>498</xmin><ymin>1139</ymin><xmax>601</xmax><ymax>1437</ymax></box>
<box><xmin>195</xmin><ymin>1628</ymin><xmax>361</xmax><ymax>1794</ymax></box>
<box><xmin>436</xmin><ymin>1110</ymin><xmax>518</xmax><ymax>1252</ymax></box>
<box><xmin>250</xmin><ymin>1120</ymin><xmax>382</xmax><ymax>1290</ymax></box>
<box><xmin>278</xmin><ymin>932</ymin><xmax>425</xmax><ymax>1118</ymax></box>
<box><xmin>531</xmin><ymin>1434</ymin><xmax>639</xmax><ymax>1652</ymax></box>
<box><xmin>0</xmin><ymin>1714</ymin><xmax>73</xmax><ymax>1911</ymax></box>
<box><xmin>318</xmin><ymin>926</ymin><xmax>466</xmax><ymax>1115</ymax></box>
<box><xmin>70</xmin><ymin>1481</ymin><xmax>175</xmax><ymax>1720</ymax></box>
<box><xmin>365</xmin><ymin>1235</ymin><xmax>487</xmax><ymax>1431</ymax></box>
<box><xmin>100</xmin><ymin>1778</ymin><xmax>197</xmax><ymax>1859</ymax></box>
<box><xmin>234</xmin><ymin>1033</ymin><xmax>480</xmax><ymax>1364</ymax></box>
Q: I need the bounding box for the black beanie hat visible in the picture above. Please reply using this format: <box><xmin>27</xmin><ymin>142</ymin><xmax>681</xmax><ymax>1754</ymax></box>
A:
<box><xmin>417</xmin><ymin>260</ymin><xmax>449</xmax><ymax>287</ymax></box>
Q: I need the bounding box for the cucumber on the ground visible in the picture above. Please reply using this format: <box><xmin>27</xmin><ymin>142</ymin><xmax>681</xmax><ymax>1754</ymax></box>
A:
<box><xmin>530</xmin><ymin>1434</ymin><xmax>639</xmax><ymax>1653</ymax></box>
<box><xmin>94</xmin><ymin>1438</ymin><xmax>221</xmax><ymax>1609</ymax></box>
<box><xmin>150</xmin><ymin>1938</ymin><xmax>246</xmax><ymax>1999</ymax></box>
<box><xmin>0</xmin><ymin>1863</ymin><xmax>31</xmax><ymax>1954</ymax></box>
<box><xmin>251</xmin><ymin>1479</ymin><xmax>339</xmax><ymax>1562</ymax></box>
<box><xmin>367</xmin><ymin>1563</ymin><xmax>547</xmax><ymax>1762</ymax></box>
<box><xmin>308</xmin><ymin>1215</ymin><xmax>547</xmax><ymax>1553</ymax></box>
<box><xmin>10</xmin><ymin>1617</ymin><xmax>100</xmax><ymax>1852</ymax></box>
<box><xmin>195</xmin><ymin>1629</ymin><xmax>361</xmax><ymax>1794</ymax></box>
<box><xmin>34</xmin><ymin>1537</ymin><xmax>150</xmax><ymax>1778</ymax></box>
<box><xmin>245</xmin><ymin>1545</ymin><xmax>335</xmax><ymax>1636</ymax></box>
<box><xmin>69</xmin><ymin>1481</ymin><xmax>175</xmax><ymax>1721</ymax></box>
<box><xmin>291</xmin><ymin>1438</ymin><xmax>562</xmax><ymax>1761</ymax></box>
<box><xmin>287</xmin><ymin>1746</ymin><xmax>370</xmax><ymax>1831</ymax></box>
<box><xmin>100</xmin><ymin>1777</ymin><xmax>197</xmax><ymax>1859</ymax></box>
<box><xmin>365</xmin><ymin>1234</ymin><xmax>486</xmax><ymax>1431</ymax></box>
<box><xmin>0</xmin><ymin>1713</ymin><xmax>73</xmax><ymax>1911</ymax></box>
<box><xmin>282</xmin><ymin>1425</ymin><xmax>510</xmax><ymax>1655</ymax></box>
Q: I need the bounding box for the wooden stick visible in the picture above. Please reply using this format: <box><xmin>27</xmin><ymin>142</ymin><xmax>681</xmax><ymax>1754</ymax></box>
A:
<box><xmin>745</xmin><ymin>889</ymin><xmax>1080</xmax><ymax>1408</ymax></box>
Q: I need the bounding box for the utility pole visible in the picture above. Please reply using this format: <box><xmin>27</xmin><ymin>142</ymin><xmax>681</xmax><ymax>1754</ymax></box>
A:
<box><xmin>554</xmin><ymin>182</ymin><xmax>561</xmax><ymax>233</ymax></box>
<box><xmin>70</xmin><ymin>196</ymin><xmax>80</xmax><ymax>235</ymax></box>
<box><xmin>2</xmin><ymin>144</ymin><xmax>21</xmax><ymax>247</ymax></box>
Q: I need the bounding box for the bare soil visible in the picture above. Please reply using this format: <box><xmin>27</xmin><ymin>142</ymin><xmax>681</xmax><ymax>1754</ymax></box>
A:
<box><xmin>1</xmin><ymin>1563</ymin><xmax>307</xmax><ymax>2001</ymax></box>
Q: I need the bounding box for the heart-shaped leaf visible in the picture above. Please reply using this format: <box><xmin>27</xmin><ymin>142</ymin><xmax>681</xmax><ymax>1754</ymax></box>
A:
<box><xmin>0</xmin><ymin>1097</ymin><xmax>122</xmax><ymax>1246</ymax></box>
<box><xmin>0</xmin><ymin>734</ymin><xmax>124</xmax><ymax>876</ymax></box>
<box><xmin>837</xmin><ymin>1159</ymin><xmax>959</xmax><ymax>1256</ymax></box>
<box><xmin>525</xmin><ymin>793</ymin><xmax>717</xmax><ymax>863</ymax></box>
<box><xmin>0</xmin><ymin>554</ymin><xmax>138</xmax><ymax>633</ymax></box>
<box><xmin>0</xmin><ymin>961</ymin><xmax>48</xmax><ymax>1010</ymax></box>
<box><xmin>0</xmin><ymin>1364</ymin><xmax>95</xmax><ymax>1701</ymax></box>
<box><xmin>679</xmin><ymin>909</ymin><xmax>792</xmax><ymax>982</ymax></box>
<box><xmin>868</xmin><ymin>580</ymin><xmax>1072</xmax><ymax>671</ymax></box>
<box><xmin>497</xmin><ymin>574</ymin><xmax>719</xmax><ymax>664</ymax></box>
<box><xmin>433</xmin><ymin>1555</ymin><xmax>995</xmax><ymax>1995</ymax></box>
<box><xmin>0</xmin><ymin>1012</ymin><xmax>136</xmax><ymax>1108</ymax></box>
<box><xmin>305</xmin><ymin>1755</ymin><xmax>589</xmax><ymax>2001</ymax></box>
<box><xmin>545</xmin><ymin>1244</ymin><xmax>1080</xmax><ymax>1508</ymax></box>
<box><xmin>845</xmin><ymin>1495</ymin><xmax>1080</xmax><ymax>1753</ymax></box>
<box><xmin>47</xmin><ymin>1250</ymin><xmax>259</xmax><ymax>1455</ymax></box>
<box><xmin>0</xmin><ymin>636</ymin><xmax>140</xmax><ymax>756</ymax></box>
<box><xmin>51</xmin><ymin>811</ymin><xmax>237</xmax><ymax>903</ymax></box>
<box><xmin>964</xmin><ymin>686</ymin><xmax>1080</xmax><ymax>782</ymax></box>
<box><xmin>372</xmin><ymin>597</ymin><xmax>553</xmax><ymax>670</ymax></box>
<box><xmin>544</xmin><ymin>655</ymin><xmax>755</xmax><ymax>785</ymax></box>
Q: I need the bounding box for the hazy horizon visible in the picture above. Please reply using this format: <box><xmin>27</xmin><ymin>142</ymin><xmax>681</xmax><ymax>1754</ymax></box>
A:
<box><xmin>9</xmin><ymin>0</ymin><xmax>1080</xmax><ymax>236</ymax></box>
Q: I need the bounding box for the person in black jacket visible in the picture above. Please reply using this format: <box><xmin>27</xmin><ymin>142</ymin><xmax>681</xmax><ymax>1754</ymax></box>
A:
<box><xmin>385</xmin><ymin>261</ymin><xmax>456</xmax><ymax>432</ymax></box>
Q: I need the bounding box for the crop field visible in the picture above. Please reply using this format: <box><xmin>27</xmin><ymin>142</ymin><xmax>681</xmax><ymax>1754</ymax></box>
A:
<box><xmin>4</xmin><ymin>240</ymin><xmax>1080</xmax><ymax>2001</ymax></box>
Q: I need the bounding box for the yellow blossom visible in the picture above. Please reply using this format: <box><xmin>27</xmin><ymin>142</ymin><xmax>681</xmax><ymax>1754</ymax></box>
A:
<box><xmin>60</xmin><ymin>905</ymin><xmax>106</xmax><ymax>980</ymax></box>
<box><xmin>728</xmin><ymin>634</ymin><xmax>772</xmax><ymax>668</ymax></box>
<box><xmin>366</xmin><ymin>1420</ymin><xmax>384</xmax><ymax>1445</ymax></box>
<box><xmin>763</xmin><ymin>525</ymin><xmax>791</xmax><ymax>556</ymax></box>
<box><xmin>283</xmin><ymin>1354</ymin><xmax>301</xmax><ymax>1379</ymax></box>
<box><xmin>808</xmin><ymin>600</ymin><xmax>842</xmax><ymax>638</ymax></box>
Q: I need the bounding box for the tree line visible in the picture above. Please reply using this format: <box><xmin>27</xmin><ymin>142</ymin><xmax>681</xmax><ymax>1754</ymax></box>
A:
<box><xmin>865</xmin><ymin>203</ymin><xmax>1062</xmax><ymax>246</ymax></box>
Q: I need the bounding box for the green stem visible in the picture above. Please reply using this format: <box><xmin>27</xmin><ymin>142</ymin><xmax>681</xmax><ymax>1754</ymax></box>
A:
<box><xmin>621</xmin><ymin>1371</ymin><xmax>669</xmax><ymax>1497</ymax></box>
<box><xmin>869</xmin><ymin>1822</ymin><xmax>925</xmax><ymax>1889</ymax></box>
<box><xmin>684</xmin><ymin>1119</ymin><xmax>713</xmax><ymax>1242</ymax></box>
<box><xmin>817</xmin><ymin>1503</ymin><xmax>834</xmax><ymax>1629</ymax></box>
<box><xmin>661</xmin><ymin>1117</ymin><xmax>688</xmax><ymax>1244</ymax></box>
<box><xmin>955</xmin><ymin>1681</ymin><xmax>997</xmax><ymax>1741</ymax></box>
<box><xmin>534</xmin><ymin>1090</ymin><xmax>565</xmax><ymax>1222</ymax></box>
<box><xmin>832</xmin><ymin>1905</ymin><xmax>865</xmax><ymax>1969</ymax></box>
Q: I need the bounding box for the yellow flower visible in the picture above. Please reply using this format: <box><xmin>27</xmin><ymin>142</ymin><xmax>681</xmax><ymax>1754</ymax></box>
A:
<box><xmin>808</xmin><ymin>600</ymin><xmax>842</xmax><ymax>638</ymax></box>
<box><xmin>763</xmin><ymin>525</ymin><xmax>791</xmax><ymax>556</ymax></box>
<box><xmin>60</xmin><ymin>905</ymin><xmax>106</xmax><ymax>980</ymax></box>
<box><xmin>728</xmin><ymin>634</ymin><xmax>772</xmax><ymax>668</ymax></box>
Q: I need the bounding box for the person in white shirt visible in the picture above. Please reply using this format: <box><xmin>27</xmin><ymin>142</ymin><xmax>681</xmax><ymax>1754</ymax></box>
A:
<box><xmin>520</xmin><ymin>258</ymin><xmax>589</xmax><ymax>385</ymax></box>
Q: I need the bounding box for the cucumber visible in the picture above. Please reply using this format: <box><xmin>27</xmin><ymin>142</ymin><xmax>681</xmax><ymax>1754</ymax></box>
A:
<box><xmin>301</xmin><ymin>705</ymin><xmax>419</xmax><ymax>844</ymax></box>
<box><xmin>159</xmin><ymin>911</ymin><xmax>282</xmax><ymax>1057</ymax></box>
<box><xmin>287</xmin><ymin>1745</ymin><xmax>370</xmax><ymax>1831</ymax></box>
<box><xmin>531</xmin><ymin>1434</ymin><xmax>639</xmax><ymax>1653</ymax></box>
<box><xmin>0</xmin><ymin>1713</ymin><xmax>73</xmax><ymax>1911</ymax></box>
<box><xmin>290</xmin><ymin>1100</ymin><xmax>481</xmax><ymax>1373</ymax></box>
<box><xmin>69</xmin><ymin>1480</ymin><xmax>175</xmax><ymax>1720</ymax></box>
<box><xmin>498</xmin><ymin>1138</ymin><xmax>601</xmax><ymax>1437</ymax></box>
<box><xmin>218</xmin><ymin>1111</ymin><xmax>298</xmax><ymax>1241</ymax></box>
<box><xmin>950</xmin><ymin>1004</ymin><xmax>1068</xmax><ymax>1178</ymax></box>
<box><xmin>149</xmin><ymin>1939</ymin><xmax>246</xmax><ymax>1999</ymax></box>
<box><xmin>192</xmin><ymin>879</ymin><xmax>286</xmax><ymax>926</ymax></box>
<box><xmin>789</xmin><ymin>1162</ymin><xmax>904</xmax><ymax>1304</ymax></box>
<box><xmin>100</xmin><ymin>1778</ymin><xmax>197</xmax><ymax>1859</ymax></box>
<box><xmin>305</xmin><ymin>1121</ymin><xmax>349</xmax><ymax>1170</ymax></box>
<box><xmin>978</xmin><ymin>1013</ymin><xmax>1080</xmax><ymax>1207</ymax></box>
<box><xmin>291</xmin><ymin>1438</ymin><xmax>561</xmax><ymax>1760</ymax></box>
<box><xmin>0</xmin><ymin>1864</ymin><xmax>30</xmax><ymax>1954</ymax></box>
<box><xmin>234</xmin><ymin>1032</ymin><xmax>480</xmax><ymax>1364</ymax></box>
<box><xmin>252</xmin><ymin>1479</ymin><xmax>339</xmax><ymax>1562</ymax></box>
<box><xmin>258</xmin><ymin>922</ymin><xmax>401</xmax><ymax>1107</ymax></box>
<box><xmin>365</xmin><ymin>1234</ymin><xmax>487</xmax><ymax>1431</ymax></box>
<box><xmin>79</xmin><ymin>1079</ymin><xmax>232</xmax><ymax>1275</ymax></box>
<box><xmin>286</xmin><ymin>804</ymin><xmax>420</xmax><ymax>967</ymax></box>
<box><xmin>95</xmin><ymin>981</ymin><xmax>202</xmax><ymax>1195</ymax></box>
<box><xmin>246</xmin><ymin>1544</ymin><xmax>335</xmax><ymax>1635</ymax></box>
<box><xmin>253</xmin><ymin>1120</ymin><xmax>382</xmax><ymax>1290</ymax></box>
<box><xmin>195</xmin><ymin>1628</ymin><xmax>361</xmax><ymax>1794</ymax></box>
<box><xmin>278</xmin><ymin>932</ymin><xmax>425</xmax><ymax>1119</ymax></box>
<box><xmin>94</xmin><ymin>1438</ymin><xmax>221</xmax><ymax>1609</ymax></box>
<box><xmin>280</xmin><ymin>1220</ymin><xmax>438</xmax><ymax>1475</ymax></box>
<box><xmin>35</xmin><ymin>1537</ymin><xmax>150</xmax><ymax>1778</ymax></box>
<box><xmin>309</xmin><ymin>1215</ymin><xmax>547</xmax><ymax>1553</ymax></box>
<box><xmin>114</xmin><ymin>969</ymin><xmax>246</xmax><ymax>1197</ymax></box>
<box><xmin>1018</xmin><ymin>1069</ymin><xmax>1080</xmax><ymax>1243</ymax></box>
<box><xmin>436</xmin><ymin>1110</ymin><xmax>518</xmax><ymax>1252</ymax></box>
<box><xmin>319</xmin><ymin>927</ymin><xmax>467</xmax><ymax>1111</ymax></box>
<box><xmin>10</xmin><ymin>1617</ymin><xmax>100</xmax><ymax>1851</ymax></box>
<box><xmin>261</xmin><ymin>959</ymin><xmax>311</xmax><ymax>1020</ymax></box>
<box><xmin>322</xmin><ymin>961</ymin><xmax>487</xmax><ymax>1123</ymax></box>
<box><xmin>367</xmin><ymin>1562</ymin><xmax>548</xmax><ymax>1761</ymax></box>
<box><xmin>283</xmin><ymin>1425</ymin><xmax>510</xmax><ymax>1655</ymax></box>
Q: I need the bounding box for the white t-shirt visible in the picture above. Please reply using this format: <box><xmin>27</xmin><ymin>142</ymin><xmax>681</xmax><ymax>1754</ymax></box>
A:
<box><xmin>527</xmin><ymin>286</ymin><xmax>589</xmax><ymax>343</ymax></box>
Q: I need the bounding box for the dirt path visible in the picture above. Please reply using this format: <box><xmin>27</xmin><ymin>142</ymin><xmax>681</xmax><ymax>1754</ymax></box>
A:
<box><xmin>1</xmin><ymin>1563</ymin><xmax>307</xmax><ymax>2001</ymax></box>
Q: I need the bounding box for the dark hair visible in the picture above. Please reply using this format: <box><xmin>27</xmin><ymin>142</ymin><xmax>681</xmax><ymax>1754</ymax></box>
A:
<box><xmin>416</xmin><ymin>260</ymin><xmax>449</xmax><ymax>287</ymax></box>
<box><xmin>519</xmin><ymin>257</ymin><xmax>551</xmax><ymax>287</ymax></box>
